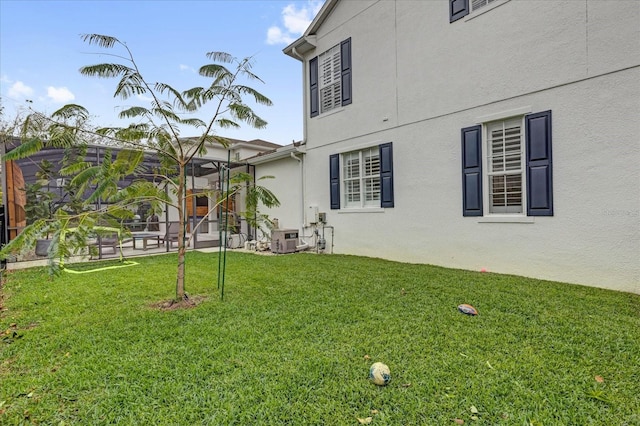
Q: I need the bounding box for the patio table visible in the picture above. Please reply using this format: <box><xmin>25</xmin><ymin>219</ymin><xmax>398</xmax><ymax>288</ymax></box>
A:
<box><xmin>132</xmin><ymin>233</ymin><xmax>162</xmax><ymax>250</ymax></box>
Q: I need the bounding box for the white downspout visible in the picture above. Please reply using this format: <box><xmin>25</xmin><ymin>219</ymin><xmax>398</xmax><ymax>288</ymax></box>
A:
<box><xmin>291</xmin><ymin>46</ymin><xmax>307</xmax><ymax>143</ymax></box>
<box><xmin>291</xmin><ymin>45</ymin><xmax>310</xmax><ymax>251</ymax></box>
<box><xmin>290</xmin><ymin>151</ymin><xmax>305</xmax><ymax>236</ymax></box>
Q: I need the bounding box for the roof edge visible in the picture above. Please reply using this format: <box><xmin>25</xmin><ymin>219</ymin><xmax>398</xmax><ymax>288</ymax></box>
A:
<box><xmin>247</xmin><ymin>144</ymin><xmax>302</xmax><ymax>165</ymax></box>
<box><xmin>283</xmin><ymin>0</ymin><xmax>340</xmax><ymax>59</ymax></box>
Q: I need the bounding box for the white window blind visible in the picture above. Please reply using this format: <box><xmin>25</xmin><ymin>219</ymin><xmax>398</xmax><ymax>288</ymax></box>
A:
<box><xmin>471</xmin><ymin>0</ymin><xmax>497</xmax><ymax>12</ymax></box>
<box><xmin>318</xmin><ymin>45</ymin><xmax>342</xmax><ymax>114</ymax></box>
<box><xmin>487</xmin><ymin>119</ymin><xmax>523</xmax><ymax>213</ymax></box>
<box><xmin>363</xmin><ymin>149</ymin><xmax>380</xmax><ymax>204</ymax></box>
<box><xmin>344</xmin><ymin>151</ymin><xmax>361</xmax><ymax>205</ymax></box>
<box><xmin>343</xmin><ymin>148</ymin><xmax>380</xmax><ymax>208</ymax></box>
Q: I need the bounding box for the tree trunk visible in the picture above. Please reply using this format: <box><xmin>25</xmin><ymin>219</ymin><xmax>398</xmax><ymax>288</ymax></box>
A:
<box><xmin>175</xmin><ymin>165</ymin><xmax>186</xmax><ymax>300</ymax></box>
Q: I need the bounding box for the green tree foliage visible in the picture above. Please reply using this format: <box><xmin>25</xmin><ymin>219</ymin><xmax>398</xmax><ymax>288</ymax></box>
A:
<box><xmin>0</xmin><ymin>34</ymin><xmax>280</xmax><ymax>300</ymax></box>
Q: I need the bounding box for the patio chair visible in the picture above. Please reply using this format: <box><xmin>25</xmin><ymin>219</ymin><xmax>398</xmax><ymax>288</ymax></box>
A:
<box><xmin>147</xmin><ymin>214</ymin><xmax>160</xmax><ymax>232</ymax></box>
<box><xmin>163</xmin><ymin>222</ymin><xmax>181</xmax><ymax>248</ymax></box>
<box><xmin>89</xmin><ymin>235</ymin><xmax>119</xmax><ymax>255</ymax></box>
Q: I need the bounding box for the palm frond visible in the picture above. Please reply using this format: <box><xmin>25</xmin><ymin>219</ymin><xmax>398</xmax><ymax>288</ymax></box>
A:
<box><xmin>215</xmin><ymin>118</ymin><xmax>240</xmax><ymax>129</ymax></box>
<box><xmin>109</xmin><ymin>181</ymin><xmax>170</xmax><ymax>206</ymax></box>
<box><xmin>47</xmin><ymin>124</ymin><xmax>81</xmax><ymax>148</ymax></box>
<box><xmin>70</xmin><ymin>165</ymin><xmax>101</xmax><ymax>194</ymax></box>
<box><xmin>228</xmin><ymin>103</ymin><xmax>267</xmax><ymax>129</ymax></box>
<box><xmin>114</xmin><ymin>72</ymin><xmax>147</xmax><ymax>100</ymax></box>
<box><xmin>80</xmin><ymin>33</ymin><xmax>120</xmax><ymax>49</ymax></box>
<box><xmin>0</xmin><ymin>219</ymin><xmax>49</xmax><ymax>260</ymax></box>
<box><xmin>88</xmin><ymin>178</ymin><xmax>117</xmax><ymax>203</ymax></box>
<box><xmin>232</xmin><ymin>85</ymin><xmax>273</xmax><ymax>106</ymax></box>
<box><xmin>51</xmin><ymin>104</ymin><xmax>90</xmax><ymax>121</ymax></box>
<box><xmin>251</xmin><ymin>183</ymin><xmax>280</xmax><ymax>208</ymax></box>
<box><xmin>180</xmin><ymin>118</ymin><xmax>206</xmax><ymax>128</ymax></box>
<box><xmin>95</xmin><ymin>127</ymin><xmax>119</xmax><ymax>137</ymax></box>
<box><xmin>79</xmin><ymin>63</ymin><xmax>133</xmax><ymax>79</ymax></box>
<box><xmin>118</xmin><ymin>106</ymin><xmax>151</xmax><ymax>119</ymax></box>
<box><xmin>199</xmin><ymin>135</ymin><xmax>228</xmax><ymax>148</ymax></box>
<box><xmin>152</xmin><ymin>106</ymin><xmax>180</xmax><ymax>123</ymax></box>
<box><xmin>155</xmin><ymin>83</ymin><xmax>190</xmax><ymax>111</ymax></box>
<box><xmin>205</xmin><ymin>51</ymin><xmax>235</xmax><ymax>63</ymax></box>
<box><xmin>115</xmin><ymin>124</ymin><xmax>149</xmax><ymax>142</ymax></box>
<box><xmin>199</xmin><ymin>64</ymin><xmax>232</xmax><ymax>80</ymax></box>
<box><xmin>239</xmin><ymin>67</ymin><xmax>264</xmax><ymax>83</ymax></box>
<box><xmin>113</xmin><ymin>149</ymin><xmax>145</xmax><ymax>176</ymax></box>
<box><xmin>59</xmin><ymin>161</ymin><xmax>91</xmax><ymax>176</ymax></box>
<box><xmin>2</xmin><ymin>137</ymin><xmax>44</xmax><ymax>160</ymax></box>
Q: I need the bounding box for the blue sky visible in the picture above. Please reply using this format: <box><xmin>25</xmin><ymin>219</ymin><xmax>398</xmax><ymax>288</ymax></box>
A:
<box><xmin>0</xmin><ymin>0</ymin><xmax>325</xmax><ymax>146</ymax></box>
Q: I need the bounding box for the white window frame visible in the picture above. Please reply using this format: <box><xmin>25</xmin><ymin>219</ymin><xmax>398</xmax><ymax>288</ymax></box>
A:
<box><xmin>471</xmin><ymin>0</ymin><xmax>497</xmax><ymax>12</ymax></box>
<box><xmin>318</xmin><ymin>44</ymin><xmax>342</xmax><ymax>114</ymax></box>
<box><xmin>464</xmin><ymin>0</ymin><xmax>510</xmax><ymax>21</ymax></box>
<box><xmin>483</xmin><ymin>116</ymin><xmax>527</xmax><ymax>215</ymax></box>
<box><xmin>342</xmin><ymin>147</ymin><xmax>381</xmax><ymax>209</ymax></box>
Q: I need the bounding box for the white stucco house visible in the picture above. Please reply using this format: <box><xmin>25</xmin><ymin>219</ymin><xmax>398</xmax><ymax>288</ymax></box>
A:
<box><xmin>250</xmin><ymin>0</ymin><xmax>640</xmax><ymax>293</ymax></box>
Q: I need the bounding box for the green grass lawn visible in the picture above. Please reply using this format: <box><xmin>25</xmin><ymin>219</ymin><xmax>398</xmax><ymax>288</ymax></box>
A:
<box><xmin>1</xmin><ymin>252</ymin><xmax>638</xmax><ymax>425</ymax></box>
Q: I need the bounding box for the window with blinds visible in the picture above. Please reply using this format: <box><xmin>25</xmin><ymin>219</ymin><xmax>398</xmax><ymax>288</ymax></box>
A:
<box><xmin>318</xmin><ymin>45</ymin><xmax>342</xmax><ymax>114</ymax></box>
<box><xmin>343</xmin><ymin>151</ymin><xmax>361</xmax><ymax>205</ymax></box>
<box><xmin>343</xmin><ymin>148</ymin><xmax>380</xmax><ymax>208</ymax></box>
<box><xmin>487</xmin><ymin>119</ymin><xmax>523</xmax><ymax>213</ymax></box>
<box><xmin>471</xmin><ymin>0</ymin><xmax>497</xmax><ymax>12</ymax></box>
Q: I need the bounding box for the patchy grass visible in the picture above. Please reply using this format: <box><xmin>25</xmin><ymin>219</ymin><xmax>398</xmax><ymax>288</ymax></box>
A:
<box><xmin>1</xmin><ymin>252</ymin><xmax>638</xmax><ymax>425</ymax></box>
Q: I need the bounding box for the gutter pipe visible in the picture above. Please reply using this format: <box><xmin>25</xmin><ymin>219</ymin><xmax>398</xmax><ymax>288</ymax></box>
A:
<box><xmin>291</xmin><ymin>45</ymin><xmax>311</xmax><ymax>250</ymax></box>
<box><xmin>290</xmin><ymin>152</ymin><xmax>304</xmax><ymax>233</ymax></box>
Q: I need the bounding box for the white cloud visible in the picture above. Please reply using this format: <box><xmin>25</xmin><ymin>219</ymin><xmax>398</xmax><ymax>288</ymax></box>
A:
<box><xmin>266</xmin><ymin>26</ymin><xmax>294</xmax><ymax>45</ymax></box>
<box><xmin>179</xmin><ymin>64</ymin><xmax>196</xmax><ymax>73</ymax></box>
<box><xmin>266</xmin><ymin>0</ymin><xmax>324</xmax><ymax>45</ymax></box>
<box><xmin>8</xmin><ymin>81</ymin><xmax>34</xmax><ymax>98</ymax></box>
<box><xmin>136</xmin><ymin>94</ymin><xmax>154</xmax><ymax>103</ymax></box>
<box><xmin>1</xmin><ymin>74</ymin><xmax>12</xmax><ymax>84</ymax></box>
<box><xmin>47</xmin><ymin>86</ymin><xmax>75</xmax><ymax>103</ymax></box>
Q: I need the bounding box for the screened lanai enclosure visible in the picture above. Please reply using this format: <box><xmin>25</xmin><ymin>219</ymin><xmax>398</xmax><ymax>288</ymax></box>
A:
<box><xmin>0</xmin><ymin>139</ymin><xmax>260</xmax><ymax>263</ymax></box>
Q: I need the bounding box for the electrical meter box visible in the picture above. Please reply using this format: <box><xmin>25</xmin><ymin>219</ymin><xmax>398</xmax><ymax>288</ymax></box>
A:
<box><xmin>271</xmin><ymin>229</ymin><xmax>299</xmax><ymax>254</ymax></box>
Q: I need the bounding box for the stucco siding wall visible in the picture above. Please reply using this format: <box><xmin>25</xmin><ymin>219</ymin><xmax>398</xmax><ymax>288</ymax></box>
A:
<box><xmin>304</xmin><ymin>68</ymin><xmax>639</xmax><ymax>292</ymax></box>
<box><xmin>306</xmin><ymin>1</ymin><xmax>639</xmax><ymax>147</ymax></box>
<box><xmin>307</xmin><ymin>0</ymin><xmax>397</xmax><ymax>149</ymax></box>
<box><xmin>295</xmin><ymin>0</ymin><xmax>639</xmax><ymax>293</ymax></box>
<box><xmin>254</xmin><ymin>157</ymin><xmax>303</xmax><ymax>238</ymax></box>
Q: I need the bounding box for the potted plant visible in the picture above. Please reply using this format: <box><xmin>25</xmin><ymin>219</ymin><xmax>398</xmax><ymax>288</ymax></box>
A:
<box><xmin>22</xmin><ymin>159</ymin><xmax>87</xmax><ymax>256</ymax></box>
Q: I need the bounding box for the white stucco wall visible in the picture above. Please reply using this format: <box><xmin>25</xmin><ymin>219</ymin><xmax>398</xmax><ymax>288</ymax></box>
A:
<box><xmin>253</xmin><ymin>154</ymin><xmax>304</xmax><ymax>239</ymax></box>
<box><xmin>293</xmin><ymin>0</ymin><xmax>640</xmax><ymax>293</ymax></box>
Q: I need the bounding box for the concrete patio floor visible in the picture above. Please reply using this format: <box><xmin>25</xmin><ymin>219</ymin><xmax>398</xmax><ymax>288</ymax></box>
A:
<box><xmin>4</xmin><ymin>232</ymin><xmax>225</xmax><ymax>271</ymax></box>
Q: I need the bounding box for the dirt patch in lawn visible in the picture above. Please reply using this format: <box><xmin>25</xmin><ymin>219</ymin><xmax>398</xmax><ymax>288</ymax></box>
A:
<box><xmin>150</xmin><ymin>294</ymin><xmax>208</xmax><ymax>311</ymax></box>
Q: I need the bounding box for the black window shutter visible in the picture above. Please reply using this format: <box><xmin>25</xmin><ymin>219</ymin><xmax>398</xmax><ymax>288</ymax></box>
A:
<box><xmin>379</xmin><ymin>142</ymin><xmax>394</xmax><ymax>208</ymax></box>
<box><xmin>329</xmin><ymin>154</ymin><xmax>340</xmax><ymax>209</ymax></box>
<box><xmin>450</xmin><ymin>0</ymin><xmax>469</xmax><ymax>22</ymax></box>
<box><xmin>526</xmin><ymin>110</ymin><xmax>553</xmax><ymax>216</ymax></box>
<box><xmin>340</xmin><ymin>38</ymin><xmax>352</xmax><ymax>106</ymax></box>
<box><xmin>310</xmin><ymin>56</ymin><xmax>319</xmax><ymax>117</ymax></box>
<box><xmin>461</xmin><ymin>125</ymin><xmax>483</xmax><ymax>216</ymax></box>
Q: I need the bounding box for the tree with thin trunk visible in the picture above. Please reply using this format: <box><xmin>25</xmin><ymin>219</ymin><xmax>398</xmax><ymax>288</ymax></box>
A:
<box><xmin>0</xmin><ymin>34</ymin><xmax>279</xmax><ymax>301</ymax></box>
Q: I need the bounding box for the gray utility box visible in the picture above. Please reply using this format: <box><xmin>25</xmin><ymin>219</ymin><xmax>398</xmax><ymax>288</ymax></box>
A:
<box><xmin>271</xmin><ymin>229</ymin><xmax>299</xmax><ymax>254</ymax></box>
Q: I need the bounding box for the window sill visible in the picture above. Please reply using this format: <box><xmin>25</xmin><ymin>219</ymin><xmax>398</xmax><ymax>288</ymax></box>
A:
<box><xmin>317</xmin><ymin>107</ymin><xmax>345</xmax><ymax>119</ymax></box>
<box><xmin>464</xmin><ymin>0</ymin><xmax>511</xmax><ymax>22</ymax></box>
<box><xmin>477</xmin><ymin>215</ymin><xmax>535</xmax><ymax>223</ymax></box>
<box><xmin>338</xmin><ymin>207</ymin><xmax>385</xmax><ymax>214</ymax></box>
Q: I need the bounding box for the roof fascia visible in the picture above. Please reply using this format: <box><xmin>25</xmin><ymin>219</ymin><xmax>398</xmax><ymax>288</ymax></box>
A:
<box><xmin>305</xmin><ymin>0</ymin><xmax>339</xmax><ymax>35</ymax></box>
<box><xmin>247</xmin><ymin>144</ymin><xmax>301</xmax><ymax>165</ymax></box>
<box><xmin>283</xmin><ymin>35</ymin><xmax>317</xmax><ymax>60</ymax></box>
